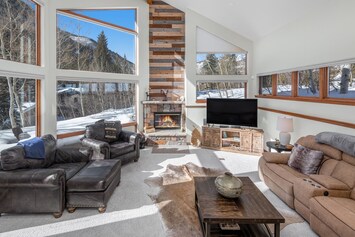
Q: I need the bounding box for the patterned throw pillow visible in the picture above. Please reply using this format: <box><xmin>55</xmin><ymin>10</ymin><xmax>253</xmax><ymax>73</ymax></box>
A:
<box><xmin>104</xmin><ymin>121</ymin><xmax>122</xmax><ymax>142</ymax></box>
<box><xmin>288</xmin><ymin>143</ymin><xmax>324</xmax><ymax>175</ymax></box>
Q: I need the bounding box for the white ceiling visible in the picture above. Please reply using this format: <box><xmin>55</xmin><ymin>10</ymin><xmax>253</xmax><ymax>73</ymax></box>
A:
<box><xmin>163</xmin><ymin>0</ymin><xmax>330</xmax><ymax>41</ymax></box>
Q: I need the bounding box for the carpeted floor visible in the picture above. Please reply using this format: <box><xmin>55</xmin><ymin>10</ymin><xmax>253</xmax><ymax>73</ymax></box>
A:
<box><xmin>0</xmin><ymin>146</ymin><xmax>318</xmax><ymax>237</ymax></box>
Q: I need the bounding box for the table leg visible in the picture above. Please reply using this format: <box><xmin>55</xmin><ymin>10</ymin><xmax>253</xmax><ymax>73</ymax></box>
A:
<box><xmin>274</xmin><ymin>223</ymin><xmax>280</xmax><ymax>237</ymax></box>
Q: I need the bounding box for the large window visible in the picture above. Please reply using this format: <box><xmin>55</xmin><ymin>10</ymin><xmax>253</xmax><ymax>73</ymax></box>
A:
<box><xmin>196</xmin><ymin>53</ymin><xmax>247</xmax><ymax>75</ymax></box>
<box><xmin>196</xmin><ymin>81</ymin><xmax>246</xmax><ymax>100</ymax></box>
<box><xmin>259</xmin><ymin>75</ymin><xmax>273</xmax><ymax>95</ymax></box>
<box><xmin>0</xmin><ymin>0</ymin><xmax>37</xmax><ymax>65</ymax></box>
<box><xmin>298</xmin><ymin>69</ymin><xmax>320</xmax><ymax>97</ymax></box>
<box><xmin>0</xmin><ymin>76</ymin><xmax>37</xmax><ymax>137</ymax></box>
<box><xmin>57</xmin><ymin>81</ymin><xmax>136</xmax><ymax>134</ymax></box>
<box><xmin>277</xmin><ymin>72</ymin><xmax>292</xmax><ymax>96</ymax></box>
<box><xmin>56</xmin><ymin>9</ymin><xmax>136</xmax><ymax>74</ymax></box>
<box><xmin>328</xmin><ymin>64</ymin><xmax>355</xmax><ymax>99</ymax></box>
<box><xmin>258</xmin><ymin>60</ymin><xmax>355</xmax><ymax>105</ymax></box>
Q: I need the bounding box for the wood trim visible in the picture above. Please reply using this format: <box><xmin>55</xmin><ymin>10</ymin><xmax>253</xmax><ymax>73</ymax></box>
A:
<box><xmin>58</xmin><ymin>10</ymin><xmax>137</xmax><ymax>35</ymax></box>
<box><xmin>186</xmin><ymin>105</ymin><xmax>206</xmax><ymax>108</ymax></box>
<box><xmin>319</xmin><ymin>67</ymin><xmax>328</xmax><ymax>99</ymax></box>
<box><xmin>291</xmin><ymin>71</ymin><xmax>298</xmax><ymax>97</ymax></box>
<box><xmin>196</xmin><ymin>99</ymin><xmax>206</xmax><ymax>104</ymax></box>
<box><xmin>258</xmin><ymin>107</ymin><xmax>355</xmax><ymax>129</ymax></box>
<box><xmin>36</xmin><ymin>3</ymin><xmax>41</xmax><ymax>137</ymax></box>
<box><xmin>244</xmin><ymin>82</ymin><xmax>248</xmax><ymax>98</ymax></box>
<box><xmin>57</xmin><ymin>131</ymin><xmax>85</xmax><ymax>139</ymax></box>
<box><xmin>147</xmin><ymin>0</ymin><xmax>153</xmax><ymax>4</ymax></box>
<box><xmin>57</xmin><ymin>122</ymin><xmax>138</xmax><ymax>139</ymax></box>
<box><xmin>271</xmin><ymin>74</ymin><xmax>277</xmax><ymax>96</ymax></box>
<box><xmin>255</xmin><ymin>94</ymin><xmax>355</xmax><ymax>106</ymax></box>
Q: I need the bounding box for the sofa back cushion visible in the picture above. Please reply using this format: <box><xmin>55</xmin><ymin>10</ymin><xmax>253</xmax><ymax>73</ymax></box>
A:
<box><xmin>331</xmin><ymin>161</ymin><xmax>355</xmax><ymax>189</ymax></box>
<box><xmin>342</xmin><ymin>153</ymin><xmax>355</xmax><ymax>166</ymax></box>
<box><xmin>318</xmin><ymin>157</ymin><xmax>339</xmax><ymax>175</ymax></box>
<box><xmin>0</xmin><ymin>134</ymin><xmax>56</xmax><ymax>170</ymax></box>
<box><xmin>296</xmin><ymin>135</ymin><xmax>342</xmax><ymax>160</ymax></box>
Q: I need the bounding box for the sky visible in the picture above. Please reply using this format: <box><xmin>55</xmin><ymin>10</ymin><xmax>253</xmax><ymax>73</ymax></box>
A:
<box><xmin>57</xmin><ymin>9</ymin><xmax>136</xmax><ymax>63</ymax></box>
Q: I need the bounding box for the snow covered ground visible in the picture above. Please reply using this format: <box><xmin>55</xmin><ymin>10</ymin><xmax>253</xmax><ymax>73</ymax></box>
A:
<box><xmin>197</xmin><ymin>88</ymin><xmax>245</xmax><ymax>99</ymax></box>
<box><xmin>0</xmin><ymin>107</ymin><xmax>135</xmax><ymax>150</ymax></box>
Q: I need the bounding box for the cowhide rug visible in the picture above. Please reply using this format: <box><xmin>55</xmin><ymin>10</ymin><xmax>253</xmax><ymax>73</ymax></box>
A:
<box><xmin>145</xmin><ymin>163</ymin><xmax>304</xmax><ymax>237</ymax></box>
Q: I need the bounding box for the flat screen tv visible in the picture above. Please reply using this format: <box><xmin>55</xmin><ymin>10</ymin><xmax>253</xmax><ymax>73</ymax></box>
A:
<box><xmin>206</xmin><ymin>98</ymin><xmax>258</xmax><ymax>127</ymax></box>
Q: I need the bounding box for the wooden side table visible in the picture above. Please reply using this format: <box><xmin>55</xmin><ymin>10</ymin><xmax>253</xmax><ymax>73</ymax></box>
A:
<box><xmin>266</xmin><ymin>141</ymin><xmax>293</xmax><ymax>153</ymax></box>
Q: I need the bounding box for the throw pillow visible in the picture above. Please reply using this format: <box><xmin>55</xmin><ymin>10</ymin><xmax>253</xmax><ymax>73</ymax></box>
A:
<box><xmin>315</xmin><ymin>132</ymin><xmax>355</xmax><ymax>157</ymax></box>
<box><xmin>288</xmin><ymin>143</ymin><xmax>324</xmax><ymax>175</ymax></box>
<box><xmin>104</xmin><ymin>120</ymin><xmax>122</xmax><ymax>142</ymax></box>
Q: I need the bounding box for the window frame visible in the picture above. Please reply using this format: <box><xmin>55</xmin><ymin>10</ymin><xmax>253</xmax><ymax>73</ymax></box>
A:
<box><xmin>0</xmin><ymin>0</ymin><xmax>42</xmax><ymax>137</ymax></box>
<box><xmin>257</xmin><ymin>65</ymin><xmax>355</xmax><ymax>106</ymax></box>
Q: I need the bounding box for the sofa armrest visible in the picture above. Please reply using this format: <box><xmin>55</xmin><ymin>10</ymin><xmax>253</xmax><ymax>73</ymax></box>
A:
<box><xmin>310</xmin><ymin>175</ymin><xmax>350</xmax><ymax>190</ymax></box>
<box><xmin>262</xmin><ymin>152</ymin><xmax>290</xmax><ymax>164</ymax></box>
<box><xmin>119</xmin><ymin>130</ymin><xmax>142</xmax><ymax>146</ymax></box>
<box><xmin>82</xmin><ymin>138</ymin><xmax>110</xmax><ymax>159</ymax></box>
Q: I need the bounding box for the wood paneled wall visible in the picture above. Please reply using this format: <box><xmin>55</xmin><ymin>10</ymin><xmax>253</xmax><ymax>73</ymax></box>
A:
<box><xmin>149</xmin><ymin>0</ymin><xmax>185</xmax><ymax>101</ymax></box>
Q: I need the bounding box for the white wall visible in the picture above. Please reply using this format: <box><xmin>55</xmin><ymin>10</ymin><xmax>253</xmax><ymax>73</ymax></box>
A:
<box><xmin>254</xmin><ymin>0</ymin><xmax>355</xmax><ymax>143</ymax></box>
<box><xmin>42</xmin><ymin>0</ymin><xmax>149</xmax><ymax>135</ymax></box>
<box><xmin>184</xmin><ymin>9</ymin><xmax>254</xmax><ymax>141</ymax></box>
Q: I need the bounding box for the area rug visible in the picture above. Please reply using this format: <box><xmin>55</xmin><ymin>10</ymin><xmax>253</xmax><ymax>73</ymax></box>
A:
<box><xmin>145</xmin><ymin>163</ymin><xmax>304</xmax><ymax>237</ymax></box>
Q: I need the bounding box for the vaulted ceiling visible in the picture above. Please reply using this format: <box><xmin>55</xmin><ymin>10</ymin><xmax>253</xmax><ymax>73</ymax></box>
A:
<box><xmin>163</xmin><ymin>0</ymin><xmax>332</xmax><ymax>41</ymax></box>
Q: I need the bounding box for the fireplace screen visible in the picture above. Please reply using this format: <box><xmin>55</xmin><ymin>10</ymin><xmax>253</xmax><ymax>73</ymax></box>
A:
<box><xmin>154</xmin><ymin>112</ymin><xmax>181</xmax><ymax>129</ymax></box>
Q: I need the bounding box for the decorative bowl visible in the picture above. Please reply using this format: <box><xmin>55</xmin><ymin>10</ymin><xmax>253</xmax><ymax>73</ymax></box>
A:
<box><xmin>215</xmin><ymin>172</ymin><xmax>243</xmax><ymax>198</ymax></box>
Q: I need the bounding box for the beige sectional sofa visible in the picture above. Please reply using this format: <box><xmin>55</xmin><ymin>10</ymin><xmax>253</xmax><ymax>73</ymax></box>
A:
<box><xmin>259</xmin><ymin>135</ymin><xmax>355</xmax><ymax>237</ymax></box>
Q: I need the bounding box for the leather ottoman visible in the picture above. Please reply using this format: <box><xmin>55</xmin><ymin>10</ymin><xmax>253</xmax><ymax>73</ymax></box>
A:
<box><xmin>65</xmin><ymin>159</ymin><xmax>121</xmax><ymax>213</ymax></box>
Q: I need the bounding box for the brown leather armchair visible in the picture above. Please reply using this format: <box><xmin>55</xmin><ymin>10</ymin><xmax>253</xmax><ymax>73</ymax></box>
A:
<box><xmin>81</xmin><ymin>120</ymin><xmax>141</xmax><ymax>164</ymax></box>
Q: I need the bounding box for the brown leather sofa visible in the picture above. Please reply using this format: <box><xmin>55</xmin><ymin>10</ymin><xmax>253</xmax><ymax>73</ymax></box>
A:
<box><xmin>0</xmin><ymin>134</ymin><xmax>121</xmax><ymax>218</ymax></box>
<box><xmin>259</xmin><ymin>135</ymin><xmax>355</xmax><ymax>237</ymax></box>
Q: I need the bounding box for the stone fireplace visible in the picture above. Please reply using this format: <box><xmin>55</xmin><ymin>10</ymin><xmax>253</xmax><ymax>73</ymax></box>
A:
<box><xmin>142</xmin><ymin>101</ymin><xmax>186</xmax><ymax>145</ymax></box>
<box><xmin>154</xmin><ymin>112</ymin><xmax>181</xmax><ymax>129</ymax></box>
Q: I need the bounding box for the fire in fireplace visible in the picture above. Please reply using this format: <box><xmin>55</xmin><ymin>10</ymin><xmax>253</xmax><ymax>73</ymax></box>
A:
<box><xmin>154</xmin><ymin>112</ymin><xmax>181</xmax><ymax>129</ymax></box>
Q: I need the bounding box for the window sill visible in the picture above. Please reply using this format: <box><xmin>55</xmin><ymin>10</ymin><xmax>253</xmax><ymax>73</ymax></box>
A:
<box><xmin>255</xmin><ymin>95</ymin><xmax>355</xmax><ymax>106</ymax></box>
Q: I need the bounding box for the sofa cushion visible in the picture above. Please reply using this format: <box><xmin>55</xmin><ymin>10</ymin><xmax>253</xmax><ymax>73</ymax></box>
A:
<box><xmin>310</xmin><ymin>175</ymin><xmax>350</xmax><ymax>190</ymax></box>
<box><xmin>50</xmin><ymin>162</ymin><xmax>87</xmax><ymax>180</ymax></box>
<box><xmin>310</xmin><ymin>196</ymin><xmax>355</xmax><ymax>237</ymax></box>
<box><xmin>110</xmin><ymin>142</ymin><xmax>135</xmax><ymax>157</ymax></box>
<box><xmin>316</xmin><ymin>132</ymin><xmax>355</xmax><ymax>157</ymax></box>
<box><xmin>342</xmin><ymin>153</ymin><xmax>355</xmax><ymax>166</ymax></box>
<box><xmin>0</xmin><ymin>145</ymin><xmax>28</xmax><ymax>170</ymax></box>
<box><xmin>66</xmin><ymin>159</ymin><xmax>121</xmax><ymax>192</ymax></box>
<box><xmin>85</xmin><ymin>122</ymin><xmax>106</xmax><ymax>141</ymax></box>
<box><xmin>288</xmin><ymin>143</ymin><xmax>323</xmax><ymax>175</ymax></box>
<box><xmin>331</xmin><ymin>161</ymin><xmax>355</xmax><ymax>189</ymax></box>
<box><xmin>55</xmin><ymin>147</ymin><xmax>91</xmax><ymax>163</ymax></box>
<box><xmin>297</xmin><ymin>135</ymin><xmax>342</xmax><ymax>160</ymax></box>
<box><xmin>318</xmin><ymin>157</ymin><xmax>339</xmax><ymax>175</ymax></box>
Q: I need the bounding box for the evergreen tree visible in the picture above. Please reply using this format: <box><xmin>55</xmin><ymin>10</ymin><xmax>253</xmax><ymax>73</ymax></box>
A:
<box><xmin>93</xmin><ymin>31</ymin><xmax>112</xmax><ymax>72</ymax></box>
<box><xmin>201</xmin><ymin>54</ymin><xmax>220</xmax><ymax>75</ymax></box>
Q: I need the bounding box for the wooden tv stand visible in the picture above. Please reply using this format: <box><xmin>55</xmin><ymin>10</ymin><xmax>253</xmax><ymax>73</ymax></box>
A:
<box><xmin>202</xmin><ymin>126</ymin><xmax>264</xmax><ymax>155</ymax></box>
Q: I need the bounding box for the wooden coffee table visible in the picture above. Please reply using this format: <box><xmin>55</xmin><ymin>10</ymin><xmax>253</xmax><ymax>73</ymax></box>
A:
<box><xmin>195</xmin><ymin>177</ymin><xmax>285</xmax><ymax>237</ymax></box>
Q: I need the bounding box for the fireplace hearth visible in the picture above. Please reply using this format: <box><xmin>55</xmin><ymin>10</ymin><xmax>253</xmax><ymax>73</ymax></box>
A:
<box><xmin>154</xmin><ymin>112</ymin><xmax>181</xmax><ymax>129</ymax></box>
